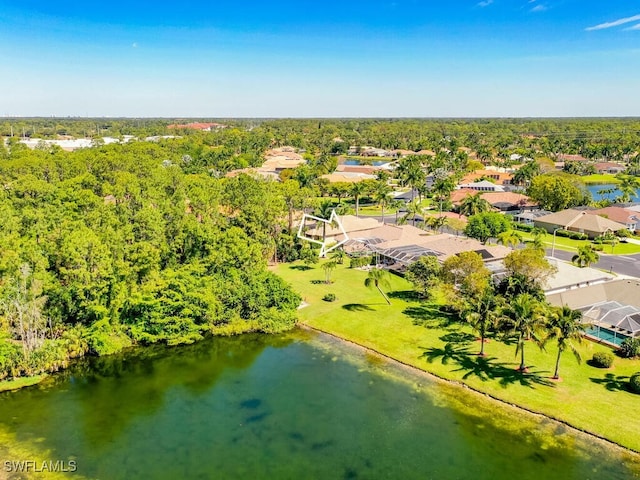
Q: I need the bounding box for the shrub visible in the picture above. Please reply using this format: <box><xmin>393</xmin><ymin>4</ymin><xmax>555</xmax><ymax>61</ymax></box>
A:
<box><xmin>322</xmin><ymin>293</ymin><xmax>336</xmax><ymax>302</ymax></box>
<box><xmin>592</xmin><ymin>244</ymin><xmax>604</xmax><ymax>251</ymax></box>
<box><xmin>630</xmin><ymin>373</ymin><xmax>640</xmax><ymax>394</ymax></box>
<box><xmin>591</xmin><ymin>351</ymin><xmax>614</xmax><ymax>368</ymax></box>
<box><xmin>556</xmin><ymin>229</ymin><xmax>588</xmax><ymax>240</ymax></box>
<box><xmin>349</xmin><ymin>256</ymin><xmax>373</xmax><ymax>268</ymax></box>
<box><xmin>513</xmin><ymin>223</ymin><xmax>534</xmax><ymax>232</ymax></box>
<box><xmin>619</xmin><ymin>338</ymin><xmax>640</xmax><ymax>359</ymax></box>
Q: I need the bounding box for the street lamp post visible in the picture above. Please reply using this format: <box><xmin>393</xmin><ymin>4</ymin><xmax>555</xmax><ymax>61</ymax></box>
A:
<box><xmin>551</xmin><ymin>227</ymin><xmax>561</xmax><ymax>258</ymax></box>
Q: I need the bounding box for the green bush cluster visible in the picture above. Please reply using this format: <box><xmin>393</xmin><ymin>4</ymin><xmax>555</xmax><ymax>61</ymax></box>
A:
<box><xmin>349</xmin><ymin>256</ymin><xmax>373</xmax><ymax>268</ymax></box>
<box><xmin>630</xmin><ymin>373</ymin><xmax>640</xmax><ymax>394</ymax></box>
<box><xmin>513</xmin><ymin>223</ymin><xmax>534</xmax><ymax>232</ymax></box>
<box><xmin>322</xmin><ymin>293</ymin><xmax>337</xmax><ymax>302</ymax></box>
<box><xmin>619</xmin><ymin>338</ymin><xmax>640</xmax><ymax>359</ymax></box>
<box><xmin>591</xmin><ymin>352</ymin><xmax>614</xmax><ymax>368</ymax></box>
<box><xmin>556</xmin><ymin>229</ymin><xmax>589</xmax><ymax>240</ymax></box>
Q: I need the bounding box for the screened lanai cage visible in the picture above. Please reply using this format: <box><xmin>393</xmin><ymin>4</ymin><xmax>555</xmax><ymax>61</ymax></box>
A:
<box><xmin>579</xmin><ymin>301</ymin><xmax>640</xmax><ymax>346</ymax></box>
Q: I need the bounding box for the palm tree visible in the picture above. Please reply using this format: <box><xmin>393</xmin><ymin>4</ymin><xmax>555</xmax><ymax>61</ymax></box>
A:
<box><xmin>395</xmin><ymin>155</ymin><xmax>426</xmax><ymax>202</ymax></box>
<box><xmin>464</xmin><ymin>287</ymin><xmax>502</xmax><ymax>357</ymax></box>
<box><xmin>329</xmin><ymin>248</ymin><xmax>346</xmax><ymax>265</ymax></box>
<box><xmin>350</xmin><ymin>182</ymin><xmax>367</xmax><ymax>217</ymax></box>
<box><xmin>431</xmin><ymin>176</ymin><xmax>456</xmax><ymax>213</ymax></box>
<box><xmin>322</xmin><ymin>261</ymin><xmax>337</xmax><ymax>284</ymax></box>
<box><xmin>373</xmin><ymin>181</ymin><xmax>392</xmax><ymax>224</ymax></box>
<box><xmin>425</xmin><ymin>215</ymin><xmax>448</xmax><ymax>233</ymax></box>
<box><xmin>399</xmin><ymin>200</ymin><xmax>424</xmax><ymax>227</ymax></box>
<box><xmin>497</xmin><ymin>229</ymin><xmax>523</xmax><ymax>249</ymax></box>
<box><xmin>458</xmin><ymin>193</ymin><xmax>491</xmax><ymax>217</ymax></box>
<box><xmin>364</xmin><ymin>267</ymin><xmax>391</xmax><ymax>305</ymax></box>
<box><xmin>545</xmin><ymin>306</ymin><xmax>586</xmax><ymax>380</ymax></box>
<box><xmin>314</xmin><ymin>200</ymin><xmax>335</xmax><ymax>244</ymax></box>
<box><xmin>572</xmin><ymin>245</ymin><xmax>599</xmax><ymax>268</ymax></box>
<box><xmin>615</xmin><ymin>174</ymin><xmax>640</xmax><ymax>203</ymax></box>
<box><xmin>505</xmin><ymin>293</ymin><xmax>545</xmax><ymax>372</ymax></box>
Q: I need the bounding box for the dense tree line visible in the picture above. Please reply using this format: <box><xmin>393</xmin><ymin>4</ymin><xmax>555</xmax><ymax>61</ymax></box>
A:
<box><xmin>0</xmin><ymin>140</ymin><xmax>302</xmax><ymax>380</ymax></box>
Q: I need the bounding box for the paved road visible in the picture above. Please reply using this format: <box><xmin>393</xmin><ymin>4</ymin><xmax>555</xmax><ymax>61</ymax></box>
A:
<box><xmin>546</xmin><ymin>249</ymin><xmax>640</xmax><ymax>279</ymax></box>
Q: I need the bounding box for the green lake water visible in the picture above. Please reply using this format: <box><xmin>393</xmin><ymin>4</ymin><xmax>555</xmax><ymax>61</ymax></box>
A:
<box><xmin>1</xmin><ymin>330</ymin><xmax>639</xmax><ymax>479</ymax></box>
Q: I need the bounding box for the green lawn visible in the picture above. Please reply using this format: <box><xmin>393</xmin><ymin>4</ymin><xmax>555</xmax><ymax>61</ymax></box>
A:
<box><xmin>581</xmin><ymin>174</ymin><xmax>622</xmax><ymax>185</ymax></box>
<box><xmin>519</xmin><ymin>231</ymin><xmax>640</xmax><ymax>255</ymax></box>
<box><xmin>275</xmin><ymin>261</ymin><xmax>640</xmax><ymax>452</ymax></box>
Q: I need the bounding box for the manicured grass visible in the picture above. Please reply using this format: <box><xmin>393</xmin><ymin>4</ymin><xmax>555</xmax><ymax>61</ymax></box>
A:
<box><xmin>519</xmin><ymin>231</ymin><xmax>640</xmax><ymax>255</ymax></box>
<box><xmin>581</xmin><ymin>174</ymin><xmax>622</xmax><ymax>185</ymax></box>
<box><xmin>276</xmin><ymin>261</ymin><xmax>640</xmax><ymax>452</ymax></box>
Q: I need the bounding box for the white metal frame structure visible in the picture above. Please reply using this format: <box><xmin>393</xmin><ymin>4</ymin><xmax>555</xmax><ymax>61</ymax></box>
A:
<box><xmin>296</xmin><ymin>210</ymin><xmax>349</xmax><ymax>257</ymax></box>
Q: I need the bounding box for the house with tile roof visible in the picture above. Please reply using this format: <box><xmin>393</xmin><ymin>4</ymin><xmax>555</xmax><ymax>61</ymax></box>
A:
<box><xmin>590</xmin><ymin>206</ymin><xmax>640</xmax><ymax>233</ymax></box>
<box><xmin>534</xmin><ymin>209</ymin><xmax>628</xmax><ymax>238</ymax></box>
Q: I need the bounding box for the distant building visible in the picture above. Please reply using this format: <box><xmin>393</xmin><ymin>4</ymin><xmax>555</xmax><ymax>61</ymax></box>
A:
<box><xmin>167</xmin><ymin>122</ymin><xmax>227</xmax><ymax>131</ymax></box>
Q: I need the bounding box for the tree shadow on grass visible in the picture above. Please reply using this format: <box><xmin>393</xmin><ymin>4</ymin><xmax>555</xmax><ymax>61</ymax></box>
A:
<box><xmin>590</xmin><ymin>373</ymin><xmax>631</xmax><ymax>392</ymax></box>
<box><xmin>420</xmin><ymin>343</ymin><xmax>555</xmax><ymax>389</ymax></box>
<box><xmin>387</xmin><ymin>290</ymin><xmax>422</xmax><ymax>302</ymax></box>
<box><xmin>290</xmin><ymin>265</ymin><xmax>312</xmax><ymax>271</ymax></box>
<box><xmin>404</xmin><ymin>305</ymin><xmax>459</xmax><ymax>329</ymax></box>
<box><xmin>342</xmin><ymin>304</ymin><xmax>375</xmax><ymax>312</ymax></box>
<box><xmin>439</xmin><ymin>332</ymin><xmax>476</xmax><ymax>344</ymax></box>
<box><xmin>310</xmin><ymin>280</ymin><xmax>328</xmax><ymax>285</ymax></box>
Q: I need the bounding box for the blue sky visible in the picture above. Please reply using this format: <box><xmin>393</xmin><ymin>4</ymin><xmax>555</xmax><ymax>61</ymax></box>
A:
<box><xmin>1</xmin><ymin>1</ymin><xmax>639</xmax><ymax>117</ymax></box>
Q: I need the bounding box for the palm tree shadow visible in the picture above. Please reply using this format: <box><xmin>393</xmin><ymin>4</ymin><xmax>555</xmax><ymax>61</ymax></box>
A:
<box><xmin>439</xmin><ymin>332</ymin><xmax>476</xmax><ymax>344</ymax></box>
<box><xmin>420</xmin><ymin>344</ymin><xmax>471</xmax><ymax>365</ymax></box>
<box><xmin>421</xmin><ymin>342</ymin><xmax>555</xmax><ymax>389</ymax></box>
<box><xmin>590</xmin><ymin>373</ymin><xmax>631</xmax><ymax>392</ymax></box>
<box><xmin>342</xmin><ymin>303</ymin><xmax>375</xmax><ymax>312</ymax></box>
<box><xmin>290</xmin><ymin>265</ymin><xmax>312</xmax><ymax>271</ymax></box>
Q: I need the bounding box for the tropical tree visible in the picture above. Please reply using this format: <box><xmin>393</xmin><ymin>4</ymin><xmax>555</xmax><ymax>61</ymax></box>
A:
<box><xmin>544</xmin><ymin>306</ymin><xmax>586</xmax><ymax>380</ymax></box>
<box><xmin>496</xmin><ymin>229</ymin><xmax>523</xmax><ymax>248</ymax></box>
<box><xmin>464</xmin><ymin>212</ymin><xmax>512</xmax><ymax>244</ymax></box>
<box><xmin>505</xmin><ymin>293</ymin><xmax>545</xmax><ymax>372</ymax></box>
<box><xmin>458</xmin><ymin>193</ymin><xmax>491</xmax><ymax>217</ymax></box>
<box><xmin>322</xmin><ymin>261</ymin><xmax>337</xmax><ymax>284</ymax></box>
<box><xmin>512</xmin><ymin>161</ymin><xmax>540</xmax><ymax>187</ymax></box>
<box><xmin>464</xmin><ymin>286</ymin><xmax>503</xmax><ymax>357</ymax></box>
<box><xmin>615</xmin><ymin>174</ymin><xmax>640</xmax><ymax>203</ymax></box>
<box><xmin>373</xmin><ymin>180</ymin><xmax>393</xmax><ymax>224</ymax></box>
<box><xmin>399</xmin><ymin>200</ymin><xmax>424</xmax><ymax>227</ymax></box>
<box><xmin>425</xmin><ymin>215</ymin><xmax>447</xmax><ymax>233</ymax></box>
<box><xmin>364</xmin><ymin>267</ymin><xmax>391</xmax><ymax>305</ymax></box>
<box><xmin>350</xmin><ymin>181</ymin><xmax>367</xmax><ymax>217</ymax></box>
<box><xmin>405</xmin><ymin>255</ymin><xmax>441</xmax><ymax>298</ymax></box>
<box><xmin>572</xmin><ymin>245</ymin><xmax>599</xmax><ymax>268</ymax></box>
<box><xmin>527</xmin><ymin>174</ymin><xmax>589</xmax><ymax>212</ymax></box>
<box><xmin>329</xmin><ymin>248</ymin><xmax>346</xmax><ymax>265</ymax></box>
<box><xmin>431</xmin><ymin>176</ymin><xmax>456</xmax><ymax>213</ymax></box>
<box><xmin>395</xmin><ymin>155</ymin><xmax>425</xmax><ymax>202</ymax></box>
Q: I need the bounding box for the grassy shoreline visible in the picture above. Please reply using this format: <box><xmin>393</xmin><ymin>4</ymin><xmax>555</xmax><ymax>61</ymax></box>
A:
<box><xmin>0</xmin><ymin>375</ymin><xmax>46</xmax><ymax>393</ymax></box>
<box><xmin>275</xmin><ymin>261</ymin><xmax>640</xmax><ymax>453</ymax></box>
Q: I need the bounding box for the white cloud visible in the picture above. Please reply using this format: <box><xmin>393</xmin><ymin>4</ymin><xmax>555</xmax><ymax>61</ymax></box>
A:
<box><xmin>530</xmin><ymin>4</ymin><xmax>547</xmax><ymax>12</ymax></box>
<box><xmin>625</xmin><ymin>23</ymin><xmax>640</xmax><ymax>31</ymax></box>
<box><xmin>477</xmin><ymin>0</ymin><xmax>493</xmax><ymax>7</ymax></box>
<box><xmin>586</xmin><ymin>14</ymin><xmax>640</xmax><ymax>31</ymax></box>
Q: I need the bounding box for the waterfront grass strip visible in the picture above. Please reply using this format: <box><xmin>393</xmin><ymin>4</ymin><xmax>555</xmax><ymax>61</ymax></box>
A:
<box><xmin>275</xmin><ymin>261</ymin><xmax>640</xmax><ymax>452</ymax></box>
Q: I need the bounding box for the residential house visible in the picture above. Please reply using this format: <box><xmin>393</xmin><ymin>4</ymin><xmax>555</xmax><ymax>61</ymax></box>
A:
<box><xmin>590</xmin><ymin>206</ymin><xmax>640</xmax><ymax>233</ymax></box>
<box><xmin>594</xmin><ymin>162</ymin><xmax>626</xmax><ymax>174</ymax></box>
<box><xmin>534</xmin><ymin>209</ymin><xmax>627</xmax><ymax>239</ymax></box>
